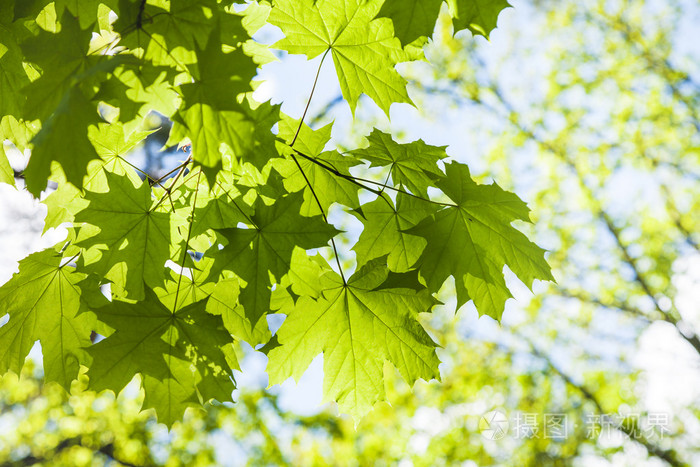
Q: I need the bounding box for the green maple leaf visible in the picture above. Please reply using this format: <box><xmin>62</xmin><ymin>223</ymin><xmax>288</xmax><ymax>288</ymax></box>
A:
<box><xmin>42</xmin><ymin>122</ymin><xmax>150</xmax><ymax>232</ymax></box>
<box><xmin>20</xmin><ymin>12</ymin><xmax>93</xmax><ymax>121</ymax></box>
<box><xmin>377</xmin><ymin>0</ymin><xmax>443</xmax><ymax>46</ymax></box>
<box><xmin>210</xmin><ymin>192</ymin><xmax>340</xmax><ymax>325</ymax></box>
<box><xmin>169</xmin><ymin>26</ymin><xmax>258</xmax><ymax>182</ymax></box>
<box><xmin>24</xmin><ymin>87</ymin><xmax>102</xmax><ymax>197</ymax></box>
<box><xmin>74</xmin><ymin>172</ymin><xmax>172</xmax><ymax>300</ymax></box>
<box><xmin>0</xmin><ymin>144</ymin><xmax>15</xmax><ymax>186</ymax></box>
<box><xmin>114</xmin><ymin>0</ymin><xmax>249</xmax><ymax>68</ymax></box>
<box><xmin>0</xmin><ymin>1</ymin><xmax>30</xmax><ymax>119</ymax></box>
<box><xmin>95</xmin><ymin>63</ymin><xmax>180</xmax><ymax>125</ymax></box>
<box><xmin>164</xmin><ymin>171</ymin><xmax>253</xmax><ymax>265</ymax></box>
<box><xmin>267</xmin><ymin>257</ymin><xmax>440</xmax><ymax>418</ymax></box>
<box><xmin>275</xmin><ymin>117</ymin><xmax>362</xmax><ymax>215</ymax></box>
<box><xmin>153</xmin><ymin>258</ymin><xmax>217</xmax><ymax>312</ymax></box>
<box><xmin>351</xmin><ymin>194</ymin><xmax>436</xmax><ymax>272</ymax></box>
<box><xmin>13</xmin><ymin>0</ymin><xmax>117</xmax><ymax>27</ymax></box>
<box><xmin>20</xmin><ymin>13</ymin><xmax>136</xmax><ymax>196</ymax></box>
<box><xmin>351</xmin><ymin>128</ymin><xmax>447</xmax><ymax>197</ymax></box>
<box><xmin>87</xmin><ymin>288</ymin><xmax>235</xmax><ymax>427</ymax></box>
<box><xmin>378</xmin><ymin>0</ymin><xmax>510</xmax><ymax>45</ymax></box>
<box><xmin>407</xmin><ymin>162</ymin><xmax>553</xmax><ymax>320</ymax></box>
<box><xmin>207</xmin><ymin>278</ymin><xmax>272</xmax><ymax>348</ymax></box>
<box><xmin>88</xmin><ymin>121</ymin><xmax>156</xmax><ymax>161</ymax></box>
<box><xmin>269</xmin><ymin>0</ymin><xmax>412</xmax><ymax>116</ymax></box>
<box><xmin>447</xmin><ymin>0</ymin><xmax>512</xmax><ymax>38</ymax></box>
<box><xmin>190</xmin><ymin>182</ymin><xmax>252</xmax><ymax>238</ymax></box>
<box><xmin>0</xmin><ymin>249</ymin><xmax>99</xmax><ymax>389</ymax></box>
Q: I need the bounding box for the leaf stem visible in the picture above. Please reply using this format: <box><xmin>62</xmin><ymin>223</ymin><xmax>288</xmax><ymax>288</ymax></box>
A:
<box><xmin>154</xmin><ymin>156</ymin><xmax>192</xmax><ymax>184</ymax></box>
<box><xmin>290</xmin><ymin>154</ymin><xmax>346</xmax><ymax>284</ymax></box>
<box><xmin>290</xmin><ymin>48</ymin><xmax>331</xmax><ymax>147</ymax></box>
<box><xmin>117</xmin><ymin>156</ymin><xmax>167</xmax><ymax>189</ymax></box>
<box><xmin>59</xmin><ymin>252</ymin><xmax>81</xmax><ymax>269</ymax></box>
<box><xmin>290</xmin><ymin>145</ymin><xmax>457</xmax><ymax>208</ymax></box>
<box><xmin>151</xmin><ymin>156</ymin><xmax>192</xmax><ymax>212</ymax></box>
<box><xmin>172</xmin><ymin>169</ymin><xmax>202</xmax><ymax>313</ymax></box>
<box><xmin>286</xmin><ymin>47</ymin><xmax>346</xmax><ymax>282</ymax></box>
<box><xmin>216</xmin><ymin>180</ymin><xmax>258</xmax><ymax>229</ymax></box>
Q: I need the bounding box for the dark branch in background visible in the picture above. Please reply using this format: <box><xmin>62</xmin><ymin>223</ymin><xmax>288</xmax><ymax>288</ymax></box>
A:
<box><xmin>451</xmin><ymin>74</ymin><xmax>700</xmax><ymax>358</ymax></box>
<box><xmin>416</xmin><ymin>84</ymin><xmax>700</xmax><ymax>183</ymax></box>
<box><xmin>465</xmin><ymin>332</ymin><xmax>688</xmax><ymax>466</ymax></box>
<box><xmin>7</xmin><ymin>437</ymin><xmax>143</xmax><ymax>467</ymax></box>
<box><xmin>658</xmin><ymin>183</ymin><xmax>699</xmax><ymax>251</ymax></box>
<box><xmin>515</xmin><ymin>334</ymin><xmax>689</xmax><ymax>467</ymax></box>
<box><xmin>555</xmin><ymin>288</ymin><xmax>654</xmax><ymax>322</ymax></box>
<box><xmin>594</xmin><ymin>10</ymin><xmax>700</xmax><ymax>133</ymax></box>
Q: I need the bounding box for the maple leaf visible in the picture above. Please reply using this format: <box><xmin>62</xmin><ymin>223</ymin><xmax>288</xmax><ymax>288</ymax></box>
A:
<box><xmin>0</xmin><ymin>249</ymin><xmax>99</xmax><ymax>389</ymax></box>
<box><xmin>351</xmin><ymin>194</ymin><xmax>436</xmax><ymax>272</ymax></box>
<box><xmin>0</xmin><ymin>1</ymin><xmax>30</xmax><ymax>120</ymax></box>
<box><xmin>19</xmin><ymin>12</ymin><xmax>93</xmax><ymax>121</ymax></box>
<box><xmin>41</xmin><ymin>122</ymin><xmax>151</xmax><ymax>232</ymax></box>
<box><xmin>351</xmin><ymin>129</ymin><xmax>447</xmax><ymax>197</ymax></box>
<box><xmin>169</xmin><ymin>26</ymin><xmax>259</xmax><ymax>183</ymax></box>
<box><xmin>114</xmin><ymin>0</ymin><xmax>250</xmax><ymax>68</ymax></box>
<box><xmin>74</xmin><ymin>172</ymin><xmax>173</xmax><ymax>300</ymax></box>
<box><xmin>23</xmin><ymin>87</ymin><xmax>102</xmax><ymax>197</ymax></box>
<box><xmin>267</xmin><ymin>257</ymin><xmax>440</xmax><ymax>418</ymax></box>
<box><xmin>206</xmin><ymin>278</ymin><xmax>272</xmax><ymax>348</ymax></box>
<box><xmin>0</xmin><ymin>0</ymin><xmax>556</xmax><ymax>428</ymax></box>
<box><xmin>274</xmin><ymin>116</ymin><xmax>362</xmax><ymax>215</ymax></box>
<box><xmin>0</xmin><ymin>144</ymin><xmax>15</xmax><ymax>186</ymax></box>
<box><xmin>210</xmin><ymin>192</ymin><xmax>340</xmax><ymax>325</ymax></box>
<box><xmin>95</xmin><ymin>63</ymin><xmax>180</xmax><ymax>125</ymax></box>
<box><xmin>269</xmin><ymin>0</ymin><xmax>413</xmax><ymax>116</ymax></box>
<box><xmin>447</xmin><ymin>0</ymin><xmax>512</xmax><ymax>38</ymax></box>
<box><xmin>377</xmin><ymin>0</ymin><xmax>444</xmax><ymax>46</ymax></box>
<box><xmin>13</xmin><ymin>0</ymin><xmax>117</xmax><ymax>28</ymax></box>
<box><xmin>19</xmin><ymin>12</ymin><xmax>137</xmax><ymax>196</ymax></box>
<box><xmin>378</xmin><ymin>0</ymin><xmax>511</xmax><ymax>45</ymax></box>
<box><xmin>87</xmin><ymin>288</ymin><xmax>235</xmax><ymax>427</ymax></box>
<box><xmin>407</xmin><ymin>162</ymin><xmax>554</xmax><ymax>320</ymax></box>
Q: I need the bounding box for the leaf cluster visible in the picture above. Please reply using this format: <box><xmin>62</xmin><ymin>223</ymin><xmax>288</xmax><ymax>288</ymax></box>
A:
<box><xmin>0</xmin><ymin>0</ymin><xmax>550</xmax><ymax>425</ymax></box>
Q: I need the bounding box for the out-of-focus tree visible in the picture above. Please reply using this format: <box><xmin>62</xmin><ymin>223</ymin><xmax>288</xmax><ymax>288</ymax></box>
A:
<box><xmin>1</xmin><ymin>0</ymin><xmax>698</xmax><ymax>465</ymax></box>
<box><xmin>396</xmin><ymin>0</ymin><xmax>700</xmax><ymax>464</ymax></box>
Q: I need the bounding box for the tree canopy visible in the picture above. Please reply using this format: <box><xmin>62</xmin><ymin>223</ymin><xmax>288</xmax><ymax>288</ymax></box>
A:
<box><xmin>0</xmin><ymin>0</ymin><xmax>558</xmax><ymax>427</ymax></box>
<box><xmin>1</xmin><ymin>0</ymin><xmax>699</xmax><ymax>465</ymax></box>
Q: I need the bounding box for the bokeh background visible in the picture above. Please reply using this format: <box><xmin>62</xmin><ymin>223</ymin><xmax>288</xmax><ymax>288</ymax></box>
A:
<box><xmin>1</xmin><ymin>0</ymin><xmax>699</xmax><ymax>465</ymax></box>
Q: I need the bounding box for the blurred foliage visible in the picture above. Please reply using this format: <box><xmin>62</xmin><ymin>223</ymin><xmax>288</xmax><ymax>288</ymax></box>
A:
<box><xmin>1</xmin><ymin>0</ymin><xmax>699</xmax><ymax>465</ymax></box>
